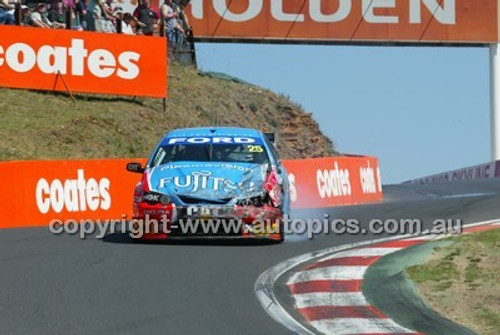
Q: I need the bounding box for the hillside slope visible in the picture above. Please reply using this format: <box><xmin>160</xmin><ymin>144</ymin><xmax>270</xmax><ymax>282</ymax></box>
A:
<box><xmin>0</xmin><ymin>64</ymin><xmax>336</xmax><ymax>161</ymax></box>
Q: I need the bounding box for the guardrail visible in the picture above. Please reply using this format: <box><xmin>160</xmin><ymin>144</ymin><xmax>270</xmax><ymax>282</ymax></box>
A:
<box><xmin>404</xmin><ymin>160</ymin><xmax>500</xmax><ymax>184</ymax></box>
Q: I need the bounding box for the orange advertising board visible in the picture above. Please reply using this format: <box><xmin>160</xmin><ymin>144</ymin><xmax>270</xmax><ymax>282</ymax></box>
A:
<box><xmin>0</xmin><ymin>159</ymin><xmax>146</xmax><ymax>228</ymax></box>
<box><xmin>186</xmin><ymin>0</ymin><xmax>498</xmax><ymax>44</ymax></box>
<box><xmin>0</xmin><ymin>25</ymin><xmax>167</xmax><ymax>97</ymax></box>
<box><xmin>285</xmin><ymin>156</ymin><xmax>383</xmax><ymax>209</ymax></box>
<box><xmin>0</xmin><ymin>156</ymin><xmax>382</xmax><ymax>229</ymax></box>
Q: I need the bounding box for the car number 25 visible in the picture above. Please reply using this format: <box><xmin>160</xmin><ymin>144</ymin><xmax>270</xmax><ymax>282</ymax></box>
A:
<box><xmin>247</xmin><ymin>145</ymin><xmax>264</xmax><ymax>153</ymax></box>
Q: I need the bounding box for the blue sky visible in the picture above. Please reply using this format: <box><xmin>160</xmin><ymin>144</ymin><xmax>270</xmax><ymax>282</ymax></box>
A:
<box><xmin>195</xmin><ymin>43</ymin><xmax>491</xmax><ymax>184</ymax></box>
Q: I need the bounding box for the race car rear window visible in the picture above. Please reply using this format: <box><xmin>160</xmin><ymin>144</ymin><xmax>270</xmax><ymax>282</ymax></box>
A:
<box><xmin>151</xmin><ymin>143</ymin><xmax>270</xmax><ymax>166</ymax></box>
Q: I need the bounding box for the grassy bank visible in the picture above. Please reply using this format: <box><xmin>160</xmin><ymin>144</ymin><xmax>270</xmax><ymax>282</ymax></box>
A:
<box><xmin>406</xmin><ymin>229</ymin><xmax>500</xmax><ymax>335</ymax></box>
<box><xmin>0</xmin><ymin>64</ymin><xmax>336</xmax><ymax>161</ymax></box>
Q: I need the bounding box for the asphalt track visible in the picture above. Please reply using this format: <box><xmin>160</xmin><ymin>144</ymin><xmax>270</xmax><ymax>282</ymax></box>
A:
<box><xmin>2</xmin><ymin>180</ymin><xmax>500</xmax><ymax>335</ymax></box>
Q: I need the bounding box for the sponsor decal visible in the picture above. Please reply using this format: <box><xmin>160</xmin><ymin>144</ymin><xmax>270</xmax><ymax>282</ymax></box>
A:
<box><xmin>0</xmin><ymin>39</ymin><xmax>139</xmax><ymax>79</ymax></box>
<box><xmin>166</xmin><ymin>137</ymin><xmax>259</xmax><ymax>145</ymax></box>
<box><xmin>190</xmin><ymin>0</ymin><xmax>456</xmax><ymax>24</ymax></box>
<box><xmin>287</xmin><ymin>173</ymin><xmax>298</xmax><ymax>203</ymax></box>
<box><xmin>186</xmin><ymin>0</ymin><xmax>498</xmax><ymax>43</ymax></box>
<box><xmin>316</xmin><ymin>162</ymin><xmax>352</xmax><ymax>198</ymax></box>
<box><xmin>359</xmin><ymin>161</ymin><xmax>378</xmax><ymax>195</ymax></box>
<box><xmin>451</xmin><ymin>163</ymin><xmax>493</xmax><ymax>181</ymax></box>
<box><xmin>35</xmin><ymin>169</ymin><xmax>111</xmax><ymax>214</ymax></box>
<box><xmin>432</xmin><ymin>174</ymin><xmax>449</xmax><ymax>183</ymax></box>
<box><xmin>158</xmin><ymin>171</ymin><xmax>256</xmax><ymax>193</ymax></box>
<box><xmin>152</xmin><ymin>147</ymin><xmax>167</xmax><ymax>167</ymax></box>
<box><xmin>376</xmin><ymin>167</ymin><xmax>383</xmax><ymax>192</ymax></box>
<box><xmin>142</xmin><ymin>193</ymin><xmax>160</xmax><ymax>203</ymax></box>
<box><xmin>161</xmin><ymin>163</ymin><xmax>255</xmax><ymax>172</ymax></box>
<box><xmin>141</xmin><ymin>192</ymin><xmax>171</xmax><ymax>205</ymax></box>
<box><xmin>406</xmin><ymin>161</ymin><xmax>500</xmax><ymax>184</ymax></box>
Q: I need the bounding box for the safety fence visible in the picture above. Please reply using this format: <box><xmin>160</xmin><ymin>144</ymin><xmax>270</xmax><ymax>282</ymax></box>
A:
<box><xmin>0</xmin><ymin>156</ymin><xmax>383</xmax><ymax>228</ymax></box>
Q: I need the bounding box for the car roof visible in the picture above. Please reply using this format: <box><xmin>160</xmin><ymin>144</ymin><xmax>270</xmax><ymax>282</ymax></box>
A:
<box><xmin>161</xmin><ymin>127</ymin><xmax>264</xmax><ymax>142</ymax></box>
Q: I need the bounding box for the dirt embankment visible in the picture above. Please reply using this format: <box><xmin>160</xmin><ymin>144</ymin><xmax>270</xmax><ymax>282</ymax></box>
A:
<box><xmin>0</xmin><ymin>64</ymin><xmax>337</xmax><ymax>161</ymax></box>
<box><xmin>406</xmin><ymin>229</ymin><xmax>500</xmax><ymax>335</ymax></box>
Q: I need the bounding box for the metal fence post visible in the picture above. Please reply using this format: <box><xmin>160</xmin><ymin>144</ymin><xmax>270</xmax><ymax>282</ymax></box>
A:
<box><xmin>116</xmin><ymin>18</ymin><xmax>122</xmax><ymax>34</ymax></box>
<box><xmin>14</xmin><ymin>3</ymin><xmax>21</xmax><ymax>26</ymax></box>
<box><xmin>66</xmin><ymin>9</ymin><xmax>72</xmax><ymax>29</ymax></box>
<box><xmin>159</xmin><ymin>19</ymin><xmax>165</xmax><ymax>37</ymax></box>
<box><xmin>159</xmin><ymin>19</ymin><xmax>167</xmax><ymax>113</ymax></box>
<box><xmin>490</xmin><ymin>44</ymin><xmax>500</xmax><ymax>161</ymax></box>
<box><xmin>188</xmin><ymin>28</ymin><xmax>197</xmax><ymax>68</ymax></box>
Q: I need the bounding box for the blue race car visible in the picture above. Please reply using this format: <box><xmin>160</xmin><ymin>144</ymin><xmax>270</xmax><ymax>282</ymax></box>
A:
<box><xmin>126</xmin><ymin>127</ymin><xmax>290</xmax><ymax>242</ymax></box>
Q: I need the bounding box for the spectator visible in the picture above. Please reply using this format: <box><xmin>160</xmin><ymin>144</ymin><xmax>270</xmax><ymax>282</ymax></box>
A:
<box><xmin>5</xmin><ymin>2</ymin><xmax>27</xmax><ymax>24</ymax></box>
<box><xmin>161</xmin><ymin>0</ymin><xmax>184</xmax><ymax>58</ymax></box>
<box><xmin>93</xmin><ymin>0</ymin><xmax>115</xmax><ymax>33</ymax></box>
<box><xmin>172</xmin><ymin>0</ymin><xmax>190</xmax><ymax>33</ymax></box>
<box><xmin>0</xmin><ymin>0</ymin><xmax>15</xmax><ymax>25</ymax></box>
<box><xmin>31</xmin><ymin>3</ymin><xmax>52</xmax><ymax>28</ymax></box>
<box><xmin>74</xmin><ymin>0</ymin><xmax>87</xmax><ymax>29</ymax></box>
<box><xmin>113</xmin><ymin>7</ymin><xmax>132</xmax><ymax>34</ymax></box>
<box><xmin>48</xmin><ymin>0</ymin><xmax>67</xmax><ymax>29</ymax></box>
<box><xmin>169</xmin><ymin>0</ymin><xmax>185</xmax><ymax>45</ymax></box>
<box><xmin>19</xmin><ymin>4</ymin><xmax>31</xmax><ymax>25</ymax></box>
<box><xmin>62</xmin><ymin>0</ymin><xmax>74</xmax><ymax>10</ymax></box>
<box><xmin>120</xmin><ymin>11</ymin><xmax>134</xmax><ymax>35</ymax></box>
<box><xmin>172</xmin><ymin>0</ymin><xmax>191</xmax><ymax>48</ymax></box>
<box><xmin>133</xmin><ymin>0</ymin><xmax>159</xmax><ymax>36</ymax></box>
<box><xmin>57</xmin><ymin>0</ymin><xmax>84</xmax><ymax>30</ymax></box>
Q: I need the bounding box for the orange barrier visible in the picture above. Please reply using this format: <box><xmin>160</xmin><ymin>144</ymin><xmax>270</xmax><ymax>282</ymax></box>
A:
<box><xmin>0</xmin><ymin>156</ymin><xmax>382</xmax><ymax>228</ymax></box>
<box><xmin>0</xmin><ymin>25</ymin><xmax>167</xmax><ymax>98</ymax></box>
<box><xmin>0</xmin><ymin>159</ymin><xmax>146</xmax><ymax>228</ymax></box>
<box><xmin>286</xmin><ymin>156</ymin><xmax>382</xmax><ymax>209</ymax></box>
<box><xmin>186</xmin><ymin>0</ymin><xmax>498</xmax><ymax>44</ymax></box>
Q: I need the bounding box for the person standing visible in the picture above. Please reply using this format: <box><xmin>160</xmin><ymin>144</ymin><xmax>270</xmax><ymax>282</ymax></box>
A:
<box><xmin>74</xmin><ymin>0</ymin><xmax>88</xmax><ymax>30</ymax></box>
<box><xmin>48</xmin><ymin>0</ymin><xmax>67</xmax><ymax>29</ymax></box>
<box><xmin>171</xmin><ymin>0</ymin><xmax>190</xmax><ymax>45</ymax></box>
<box><xmin>133</xmin><ymin>0</ymin><xmax>159</xmax><ymax>36</ymax></box>
<box><xmin>0</xmin><ymin>0</ymin><xmax>15</xmax><ymax>25</ymax></box>
<box><xmin>161</xmin><ymin>0</ymin><xmax>184</xmax><ymax>59</ymax></box>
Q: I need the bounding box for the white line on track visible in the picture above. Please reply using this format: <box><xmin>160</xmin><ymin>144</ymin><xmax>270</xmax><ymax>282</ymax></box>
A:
<box><xmin>309</xmin><ymin>318</ymin><xmax>417</xmax><ymax>335</ymax></box>
<box><xmin>288</xmin><ymin>266</ymin><xmax>368</xmax><ymax>283</ymax></box>
<box><xmin>315</xmin><ymin>247</ymin><xmax>402</xmax><ymax>261</ymax></box>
